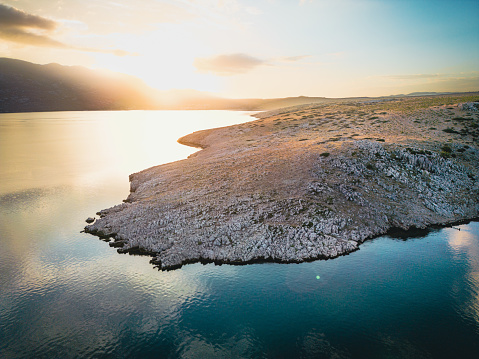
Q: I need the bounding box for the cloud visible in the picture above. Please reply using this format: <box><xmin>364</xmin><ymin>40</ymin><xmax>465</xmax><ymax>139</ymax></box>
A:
<box><xmin>81</xmin><ymin>47</ymin><xmax>137</xmax><ymax>57</ymax></box>
<box><xmin>194</xmin><ymin>53</ymin><xmax>316</xmax><ymax>76</ymax></box>
<box><xmin>194</xmin><ymin>53</ymin><xmax>266</xmax><ymax>76</ymax></box>
<box><xmin>327</xmin><ymin>51</ymin><xmax>346</xmax><ymax>59</ymax></box>
<box><xmin>386</xmin><ymin>74</ymin><xmax>441</xmax><ymax>80</ymax></box>
<box><xmin>0</xmin><ymin>26</ymin><xmax>67</xmax><ymax>48</ymax></box>
<box><xmin>278</xmin><ymin>55</ymin><xmax>311</xmax><ymax>63</ymax></box>
<box><xmin>0</xmin><ymin>3</ymin><xmax>65</xmax><ymax>47</ymax></box>
<box><xmin>0</xmin><ymin>3</ymin><xmax>57</xmax><ymax>30</ymax></box>
<box><xmin>0</xmin><ymin>3</ymin><xmax>133</xmax><ymax>56</ymax></box>
<box><xmin>376</xmin><ymin>73</ymin><xmax>479</xmax><ymax>94</ymax></box>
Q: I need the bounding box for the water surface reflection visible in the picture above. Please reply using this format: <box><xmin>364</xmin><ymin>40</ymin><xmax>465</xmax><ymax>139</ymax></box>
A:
<box><xmin>447</xmin><ymin>223</ymin><xmax>479</xmax><ymax>331</ymax></box>
<box><xmin>1</xmin><ymin>111</ymin><xmax>478</xmax><ymax>358</ymax></box>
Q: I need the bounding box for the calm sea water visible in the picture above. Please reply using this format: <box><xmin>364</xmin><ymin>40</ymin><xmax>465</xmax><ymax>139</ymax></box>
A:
<box><xmin>0</xmin><ymin>111</ymin><xmax>478</xmax><ymax>358</ymax></box>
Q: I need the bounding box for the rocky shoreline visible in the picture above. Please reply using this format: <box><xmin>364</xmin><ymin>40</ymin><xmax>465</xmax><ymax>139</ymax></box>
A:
<box><xmin>85</xmin><ymin>94</ymin><xmax>479</xmax><ymax>270</ymax></box>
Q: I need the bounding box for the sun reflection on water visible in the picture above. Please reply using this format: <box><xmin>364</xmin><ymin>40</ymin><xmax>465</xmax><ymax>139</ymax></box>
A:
<box><xmin>0</xmin><ymin>110</ymin><xmax>254</xmax><ymax>196</ymax></box>
<box><xmin>447</xmin><ymin>223</ymin><xmax>479</xmax><ymax>328</ymax></box>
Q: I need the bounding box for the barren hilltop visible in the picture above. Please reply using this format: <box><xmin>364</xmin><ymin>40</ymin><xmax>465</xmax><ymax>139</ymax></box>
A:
<box><xmin>85</xmin><ymin>93</ymin><xmax>479</xmax><ymax>270</ymax></box>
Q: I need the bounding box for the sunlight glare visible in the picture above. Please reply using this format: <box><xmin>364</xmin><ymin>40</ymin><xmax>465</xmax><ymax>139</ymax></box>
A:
<box><xmin>91</xmin><ymin>26</ymin><xmax>222</xmax><ymax>92</ymax></box>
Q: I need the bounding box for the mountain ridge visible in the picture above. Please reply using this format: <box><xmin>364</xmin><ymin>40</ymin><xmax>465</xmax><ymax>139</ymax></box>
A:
<box><xmin>0</xmin><ymin>57</ymin><xmax>473</xmax><ymax>113</ymax></box>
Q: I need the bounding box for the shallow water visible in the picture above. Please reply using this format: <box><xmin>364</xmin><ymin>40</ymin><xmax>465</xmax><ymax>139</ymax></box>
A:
<box><xmin>0</xmin><ymin>111</ymin><xmax>478</xmax><ymax>358</ymax></box>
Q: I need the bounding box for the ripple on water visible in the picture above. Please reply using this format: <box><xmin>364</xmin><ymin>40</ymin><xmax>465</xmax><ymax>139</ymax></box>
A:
<box><xmin>1</xmin><ymin>111</ymin><xmax>479</xmax><ymax>358</ymax></box>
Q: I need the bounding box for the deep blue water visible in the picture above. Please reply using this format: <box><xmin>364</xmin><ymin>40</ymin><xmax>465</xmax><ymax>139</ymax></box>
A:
<box><xmin>1</xmin><ymin>111</ymin><xmax>478</xmax><ymax>358</ymax></box>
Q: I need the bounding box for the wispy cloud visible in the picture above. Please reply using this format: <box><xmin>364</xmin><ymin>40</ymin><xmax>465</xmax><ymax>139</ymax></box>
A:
<box><xmin>0</xmin><ymin>3</ymin><xmax>65</xmax><ymax>47</ymax></box>
<box><xmin>0</xmin><ymin>3</ymin><xmax>133</xmax><ymax>56</ymax></box>
<box><xmin>0</xmin><ymin>3</ymin><xmax>57</xmax><ymax>30</ymax></box>
<box><xmin>194</xmin><ymin>53</ymin><xmax>266</xmax><ymax>76</ymax></box>
<box><xmin>377</xmin><ymin>72</ymin><xmax>479</xmax><ymax>93</ymax></box>
<box><xmin>194</xmin><ymin>53</ymin><xmax>318</xmax><ymax>76</ymax></box>
<box><xmin>246</xmin><ymin>6</ymin><xmax>262</xmax><ymax>15</ymax></box>
<box><xmin>278</xmin><ymin>55</ymin><xmax>312</xmax><ymax>63</ymax></box>
<box><xmin>0</xmin><ymin>26</ymin><xmax>67</xmax><ymax>48</ymax></box>
<box><xmin>385</xmin><ymin>74</ymin><xmax>441</xmax><ymax>80</ymax></box>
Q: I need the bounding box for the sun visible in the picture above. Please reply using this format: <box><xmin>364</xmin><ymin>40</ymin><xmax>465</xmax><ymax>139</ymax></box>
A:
<box><xmin>90</xmin><ymin>27</ymin><xmax>222</xmax><ymax>93</ymax></box>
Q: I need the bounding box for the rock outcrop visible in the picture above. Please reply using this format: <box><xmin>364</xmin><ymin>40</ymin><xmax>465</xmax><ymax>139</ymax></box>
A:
<box><xmin>85</xmin><ymin>94</ymin><xmax>479</xmax><ymax>270</ymax></box>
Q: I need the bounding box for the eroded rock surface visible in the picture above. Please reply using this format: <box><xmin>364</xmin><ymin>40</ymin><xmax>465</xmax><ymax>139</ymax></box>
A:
<box><xmin>85</xmin><ymin>94</ymin><xmax>479</xmax><ymax>270</ymax></box>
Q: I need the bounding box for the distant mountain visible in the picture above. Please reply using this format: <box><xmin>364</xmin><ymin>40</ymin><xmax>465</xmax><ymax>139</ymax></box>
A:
<box><xmin>0</xmin><ymin>58</ymin><xmax>335</xmax><ymax>113</ymax></box>
<box><xmin>157</xmin><ymin>93</ymin><xmax>331</xmax><ymax>111</ymax></box>
<box><xmin>5</xmin><ymin>57</ymin><xmax>460</xmax><ymax>113</ymax></box>
<box><xmin>0</xmin><ymin>58</ymin><xmax>159</xmax><ymax>112</ymax></box>
<box><xmin>387</xmin><ymin>91</ymin><xmax>454</xmax><ymax>98</ymax></box>
<box><xmin>406</xmin><ymin>91</ymin><xmax>452</xmax><ymax>97</ymax></box>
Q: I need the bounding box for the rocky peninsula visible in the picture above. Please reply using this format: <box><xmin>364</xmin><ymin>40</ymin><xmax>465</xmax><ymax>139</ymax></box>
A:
<box><xmin>85</xmin><ymin>94</ymin><xmax>479</xmax><ymax>270</ymax></box>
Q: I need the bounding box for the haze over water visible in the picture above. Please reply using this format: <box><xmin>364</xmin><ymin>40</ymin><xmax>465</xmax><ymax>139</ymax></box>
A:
<box><xmin>1</xmin><ymin>111</ymin><xmax>478</xmax><ymax>358</ymax></box>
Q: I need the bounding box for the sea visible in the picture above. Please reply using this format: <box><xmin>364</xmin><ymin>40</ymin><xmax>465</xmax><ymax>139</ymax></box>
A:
<box><xmin>0</xmin><ymin>110</ymin><xmax>478</xmax><ymax>358</ymax></box>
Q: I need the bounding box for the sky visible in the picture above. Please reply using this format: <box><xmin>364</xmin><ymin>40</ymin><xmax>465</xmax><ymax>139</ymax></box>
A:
<box><xmin>0</xmin><ymin>0</ymin><xmax>478</xmax><ymax>98</ymax></box>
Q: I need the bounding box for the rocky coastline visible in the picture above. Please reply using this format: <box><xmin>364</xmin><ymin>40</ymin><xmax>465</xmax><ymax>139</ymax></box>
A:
<box><xmin>85</xmin><ymin>94</ymin><xmax>479</xmax><ymax>270</ymax></box>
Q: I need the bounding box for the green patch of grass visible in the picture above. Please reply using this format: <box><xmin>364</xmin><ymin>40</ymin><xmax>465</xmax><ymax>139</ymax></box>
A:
<box><xmin>443</xmin><ymin>128</ymin><xmax>459</xmax><ymax>134</ymax></box>
<box><xmin>440</xmin><ymin>144</ymin><xmax>453</xmax><ymax>159</ymax></box>
<box><xmin>320</xmin><ymin>152</ymin><xmax>330</xmax><ymax>158</ymax></box>
<box><xmin>376</xmin><ymin>139</ymin><xmax>385</xmax><ymax>142</ymax></box>
<box><xmin>440</xmin><ymin>151</ymin><xmax>451</xmax><ymax>158</ymax></box>
<box><xmin>406</xmin><ymin>148</ymin><xmax>431</xmax><ymax>156</ymax></box>
<box><xmin>441</xmin><ymin>144</ymin><xmax>453</xmax><ymax>153</ymax></box>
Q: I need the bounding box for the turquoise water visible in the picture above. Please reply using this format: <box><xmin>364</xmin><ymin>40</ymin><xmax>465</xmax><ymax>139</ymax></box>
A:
<box><xmin>1</xmin><ymin>111</ymin><xmax>478</xmax><ymax>358</ymax></box>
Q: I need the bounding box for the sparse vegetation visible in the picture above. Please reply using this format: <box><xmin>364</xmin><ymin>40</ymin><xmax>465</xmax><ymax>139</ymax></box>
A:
<box><xmin>443</xmin><ymin>128</ymin><xmax>459</xmax><ymax>134</ymax></box>
<box><xmin>440</xmin><ymin>144</ymin><xmax>453</xmax><ymax>158</ymax></box>
<box><xmin>86</xmin><ymin>93</ymin><xmax>479</xmax><ymax>270</ymax></box>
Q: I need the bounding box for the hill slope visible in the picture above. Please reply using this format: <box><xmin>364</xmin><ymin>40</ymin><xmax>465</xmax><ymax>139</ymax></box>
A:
<box><xmin>0</xmin><ymin>58</ymin><xmax>340</xmax><ymax>112</ymax></box>
<box><xmin>0</xmin><ymin>58</ymin><xmax>158</xmax><ymax>112</ymax></box>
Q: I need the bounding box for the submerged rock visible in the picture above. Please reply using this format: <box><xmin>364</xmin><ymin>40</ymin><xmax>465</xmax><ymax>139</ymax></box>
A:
<box><xmin>85</xmin><ymin>94</ymin><xmax>479</xmax><ymax>270</ymax></box>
